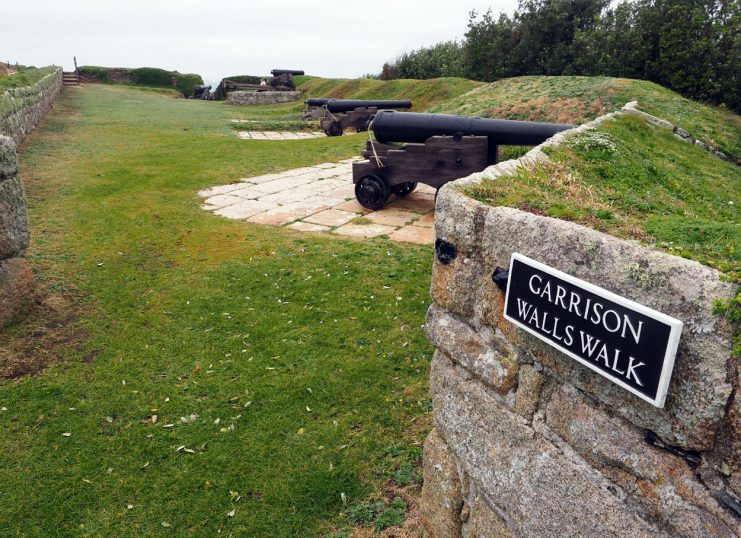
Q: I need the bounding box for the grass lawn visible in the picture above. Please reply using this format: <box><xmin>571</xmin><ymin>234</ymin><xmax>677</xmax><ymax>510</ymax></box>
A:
<box><xmin>0</xmin><ymin>85</ymin><xmax>435</xmax><ymax>536</ymax></box>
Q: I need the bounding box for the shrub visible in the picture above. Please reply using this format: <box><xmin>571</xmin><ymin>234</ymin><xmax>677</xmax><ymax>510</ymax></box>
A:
<box><xmin>174</xmin><ymin>73</ymin><xmax>204</xmax><ymax>97</ymax></box>
<box><xmin>224</xmin><ymin>75</ymin><xmax>262</xmax><ymax>85</ymax></box>
<box><xmin>129</xmin><ymin>67</ymin><xmax>173</xmax><ymax>87</ymax></box>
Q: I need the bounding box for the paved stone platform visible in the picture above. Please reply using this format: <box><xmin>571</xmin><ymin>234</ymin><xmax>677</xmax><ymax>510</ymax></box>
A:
<box><xmin>236</xmin><ymin>131</ymin><xmax>325</xmax><ymax>140</ymax></box>
<box><xmin>199</xmin><ymin>158</ymin><xmax>436</xmax><ymax>244</ymax></box>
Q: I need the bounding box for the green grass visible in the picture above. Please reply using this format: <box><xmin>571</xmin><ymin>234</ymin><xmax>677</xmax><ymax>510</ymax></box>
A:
<box><xmin>0</xmin><ymin>66</ymin><xmax>59</xmax><ymax>92</ymax></box>
<box><xmin>0</xmin><ymin>85</ymin><xmax>434</xmax><ymax>536</ymax></box>
<box><xmin>430</xmin><ymin>76</ymin><xmax>741</xmax><ymax>159</ymax></box>
<box><xmin>465</xmin><ymin>114</ymin><xmax>741</xmax><ymax>279</ymax></box>
<box><xmin>298</xmin><ymin>76</ymin><xmax>483</xmax><ymax>111</ymax></box>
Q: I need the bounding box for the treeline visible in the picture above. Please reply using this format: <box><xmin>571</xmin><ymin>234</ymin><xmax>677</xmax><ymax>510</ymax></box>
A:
<box><xmin>380</xmin><ymin>0</ymin><xmax>740</xmax><ymax>112</ymax></box>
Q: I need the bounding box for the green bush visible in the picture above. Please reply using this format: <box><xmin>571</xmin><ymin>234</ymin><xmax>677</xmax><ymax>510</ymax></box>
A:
<box><xmin>224</xmin><ymin>75</ymin><xmax>262</xmax><ymax>85</ymax></box>
<box><xmin>174</xmin><ymin>73</ymin><xmax>204</xmax><ymax>97</ymax></box>
<box><xmin>78</xmin><ymin>66</ymin><xmax>116</xmax><ymax>82</ymax></box>
<box><xmin>129</xmin><ymin>67</ymin><xmax>173</xmax><ymax>87</ymax></box>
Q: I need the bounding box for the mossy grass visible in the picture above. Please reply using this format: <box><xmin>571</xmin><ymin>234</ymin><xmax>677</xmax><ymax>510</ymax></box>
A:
<box><xmin>465</xmin><ymin>114</ymin><xmax>740</xmax><ymax>280</ymax></box>
<box><xmin>0</xmin><ymin>85</ymin><xmax>432</xmax><ymax>536</ymax></box>
<box><xmin>0</xmin><ymin>66</ymin><xmax>59</xmax><ymax>92</ymax></box>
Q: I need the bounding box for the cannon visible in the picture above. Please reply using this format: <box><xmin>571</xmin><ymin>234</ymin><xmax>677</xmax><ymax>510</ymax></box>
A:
<box><xmin>269</xmin><ymin>69</ymin><xmax>305</xmax><ymax>90</ymax></box>
<box><xmin>192</xmin><ymin>84</ymin><xmax>211</xmax><ymax>99</ymax></box>
<box><xmin>352</xmin><ymin>110</ymin><xmax>574</xmax><ymax>209</ymax></box>
<box><xmin>303</xmin><ymin>99</ymin><xmax>413</xmax><ymax>136</ymax></box>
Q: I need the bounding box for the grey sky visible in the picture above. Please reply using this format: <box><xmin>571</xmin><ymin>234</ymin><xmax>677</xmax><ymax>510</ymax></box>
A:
<box><xmin>2</xmin><ymin>0</ymin><xmax>519</xmax><ymax>84</ymax></box>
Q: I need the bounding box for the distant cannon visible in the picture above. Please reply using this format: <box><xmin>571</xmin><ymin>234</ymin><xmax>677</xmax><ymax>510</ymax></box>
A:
<box><xmin>303</xmin><ymin>99</ymin><xmax>413</xmax><ymax>136</ymax></box>
<box><xmin>192</xmin><ymin>84</ymin><xmax>211</xmax><ymax>100</ymax></box>
<box><xmin>269</xmin><ymin>69</ymin><xmax>305</xmax><ymax>90</ymax></box>
<box><xmin>352</xmin><ymin>110</ymin><xmax>574</xmax><ymax>209</ymax></box>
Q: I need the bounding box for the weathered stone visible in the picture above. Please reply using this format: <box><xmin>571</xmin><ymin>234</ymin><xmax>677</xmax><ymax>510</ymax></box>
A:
<box><xmin>430</xmin><ymin>351</ymin><xmax>665</xmax><ymax>537</ymax></box>
<box><xmin>0</xmin><ymin>174</ymin><xmax>30</xmax><ymax>259</ymax></box>
<box><xmin>0</xmin><ymin>136</ymin><xmax>18</xmax><ymax>179</ymax></box>
<box><xmin>430</xmin><ymin>254</ymin><xmax>487</xmax><ymax>318</ymax></box>
<box><xmin>464</xmin><ymin>495</ymin><xmax>514</xmax><ymax>538</ymax></box>
<box><xmin>545</xmin><ymin>384</ymin><xmax>739</xmax><ymax>536</ymax></box>
<box><xmin>226</xmin><ymin>91</ymin><xmax>301</xmax><ymax>106</ymax></box>
<box><xmin>514</xmin><ymin>364</ymin><xmax>544</xmax><ymax>420</ymax></box>
<box><xmin>420</xmin><ymin>429</ymin><xmax>463</xmax><ymax>538</ymax></box>
<box><xmin>425</xmin><ymin>305</ymin><xmax>518</xmax><ymax>395</ymax></box>
<box><xmin>0</xmin><ymin>68</ymin><xmax>63</xmax><ymax>145</ymax></box>
<box><xmin>434</xmin><ymin>195</ymin><xmax>735</xmax><ymax>450</ymax></box>
<box><xmin>0</xmin><ymin>257</ymin><xmax>35</xmax><ymax>327</ymax></box>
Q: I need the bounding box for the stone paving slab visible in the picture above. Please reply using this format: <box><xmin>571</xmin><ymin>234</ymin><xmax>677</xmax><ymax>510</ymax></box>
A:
<box><xmin>237</xmin><ymin>131</ymin><xmax>325</xmax><ymax>140</ymax></box>
<box><xmin>199</xmin><ymin>158</ymin><xmax>437</xmax><ymax>245</ymax></box>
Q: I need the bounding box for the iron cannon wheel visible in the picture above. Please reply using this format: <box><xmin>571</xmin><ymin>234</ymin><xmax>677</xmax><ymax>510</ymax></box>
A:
<box><xmin>325</xmin><ymin>123</ymin><xmax>343</xmax><ymax>137</ymax></box>
<box><xmin>392</xmin><ymin>182</ymin><xmax>417</xmax><ymax>197</ymax></box>
<box><xmin>355</xmin><ymin>175</ymin><xmax>389</xmax><ymax>210</ymax></box>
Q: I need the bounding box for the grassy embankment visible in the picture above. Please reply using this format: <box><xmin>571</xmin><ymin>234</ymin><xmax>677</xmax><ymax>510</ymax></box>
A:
<box><xmin>460</xmin><ymin>77</ymin><xmax>740</xmax><ymax>353</ymax></box>
<box><xmin>0</xmin><ymin>66</ymin><xmax>59</xmax><ymax>92</ymax></box>
<box><xmin>0</xmin><ymin>84</ymin><xmax>432</xmax><ymax>536</ymax></box>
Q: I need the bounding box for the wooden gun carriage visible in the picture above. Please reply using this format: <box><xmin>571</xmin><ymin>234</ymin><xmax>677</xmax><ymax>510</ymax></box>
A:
<box><xmin>303</xmin><ymin>99</ymin><xmax>413</xmax><ymax>137</ymax></box>
<box><xmin>352</xmin><ymin>110</ymin><xmax>574</xmax><ymax>209</ymax></box>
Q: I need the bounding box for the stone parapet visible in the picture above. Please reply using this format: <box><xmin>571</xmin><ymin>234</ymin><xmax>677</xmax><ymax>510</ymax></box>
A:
<box><xmin>0</xmin><ymin>67</ymin><xmax>63</xmax><ymax>145</ymax></box>
<box><xmin>421</xmin><ymin>108</ymin><xmax>739</xmax><ymax>536</ymax></box>
<box><xmin>226</xmin><ymin>91</ymin><xmax>301</xmax><ymax>106</ymax></box>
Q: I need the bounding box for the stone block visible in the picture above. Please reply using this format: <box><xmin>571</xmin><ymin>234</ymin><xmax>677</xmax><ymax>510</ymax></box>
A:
<box><xmin>0</xmin><ymin>257</ymin><xmax>35</xmax><ymax>327</ymax></box>
<box><xmin>545</xmin><ymin>384</ymin><xmax>739</xmax><ymax>536</ymax></box>
<box><xmin>426</xmin><ymin>305</ymin><xmax>518</xmax><ymax>395</ymax></box>
<box><xmin>420</xmin><ymin>429</ymin><xmax>463</xmax><ymax>538</ymax></box>
<box><xmin>513</xmin><ymin>364</ymin><xmax>544</xmax><ymax>420</ymax></box>
<box><xmin>429</xmin><ymin>351</ymin><xmax>665</xmax><ymax>537</ymax></box>
<box><xmin>0</xmin><ymin>136</ymin><xmax>18</xmax><ymax>179</ymax></box>
<box><xmin>0</xmin><ymin>174</ymin><xmax>30</xmax><ymax>259</ymax></box>
<box><xmin>464</xmin><ymin>495</ymin><xmax>514</xmax><ymax>538</ymax></box>
<box><xmin>434</xmin><ymin>192</ymin><xmax>735</xmax><ymax>450</ymax></box>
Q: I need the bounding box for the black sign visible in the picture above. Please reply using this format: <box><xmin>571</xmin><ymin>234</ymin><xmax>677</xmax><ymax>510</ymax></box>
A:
<box><xmin>504</xmin><ymin>253</ymin><xmax>682</xmax><ymax>407</ymax></box>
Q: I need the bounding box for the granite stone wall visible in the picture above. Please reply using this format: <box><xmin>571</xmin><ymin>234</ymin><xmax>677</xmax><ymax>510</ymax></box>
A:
<box><xmin>421</xmin><ymin>108</ymin><xmax>740</xmax><ymax>537</ymax></box>
<box><xmin>0</xmin><ymin>67</ymin><xmax>63</xmax><ymax>145</ymax></box>
<box><xmin>0</xmin><ymin>67</ymin><xmax>61</xmax><ymax>326</ymax></box>
<box><xmin>226</xmin><ymin>90</ymin><xmax>301</xmax><ymax>106</ymax></box>
<box><xmin>0</xmin><ymin>137</ymin><xmax>33</xmax><ymax>327</ymax></box>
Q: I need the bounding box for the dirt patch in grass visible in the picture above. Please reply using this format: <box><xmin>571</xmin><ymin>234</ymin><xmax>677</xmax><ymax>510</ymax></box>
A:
<box><xmin>486</xmin><ymin>96</ymin><xmax>610</xmax><ymax>124</ymax></box>
<box><xmin>0</xmin><ymin>290</ymin><xmax>89</xmax><ymax>379</ymax></box>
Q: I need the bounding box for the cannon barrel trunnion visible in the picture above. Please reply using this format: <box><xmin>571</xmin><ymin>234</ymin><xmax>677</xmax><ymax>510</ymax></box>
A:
<box><xmin>352</xmin><ymin>111</ymin><xmax>574</xmax><ymax>210</ymax></box>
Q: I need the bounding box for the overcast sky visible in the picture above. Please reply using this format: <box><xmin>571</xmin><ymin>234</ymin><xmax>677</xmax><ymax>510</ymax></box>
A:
<box><xmin>2</xmin><ymin>0</ymin><xmax>519</xmax><ymax>84</ymax></box>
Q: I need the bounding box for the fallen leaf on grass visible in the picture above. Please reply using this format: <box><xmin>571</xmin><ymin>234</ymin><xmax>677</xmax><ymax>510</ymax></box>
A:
<box><xmin>62</xmin><ymin>432</ymin><xmax>71</xmax><ymax>437</ymax></box>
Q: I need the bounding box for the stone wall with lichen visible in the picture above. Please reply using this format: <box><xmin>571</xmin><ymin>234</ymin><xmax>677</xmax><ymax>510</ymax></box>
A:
<box><xmin>0</xmin><ymin>137</ymin><xmax>34</xmax><ymax>327</ymax></box>
<box><xmin>420</xmin><ymin>108</ymin><xmax>740</xmax><ymax>537</ymax></box>
<box><xmin>0</xmin><ymin>68</ymin><xmax>61</xmax><ymax>326</ymax></box>
<box><xmin>0</xmin><ymin>67</ymin><xmax>63</xmax><ymax>145</ymax></box>
<box><xmin>226</xmin><ymin>90</ymin><xmax>301</xmax><ymax>106</ymax></box>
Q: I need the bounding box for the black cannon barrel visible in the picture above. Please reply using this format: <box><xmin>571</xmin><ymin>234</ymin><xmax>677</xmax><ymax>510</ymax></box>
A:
<box><xmin>305</xmin><ymin>98</ymin><xmax>331</xmax><ymax>107</ymax></box>
<box><xmin>372</xmin><ymin>110</ymin><xmax>574</xmax><ymax>146</ymax></box>
<box><xmin>271</xmin><ymin>69</ymin><xmax>305</xmax><ymax>76</ymax></box>
<box><xmin>324</xmin><ymin>99</ymin><xmax>413</xmax><ymax>113</ymax></box>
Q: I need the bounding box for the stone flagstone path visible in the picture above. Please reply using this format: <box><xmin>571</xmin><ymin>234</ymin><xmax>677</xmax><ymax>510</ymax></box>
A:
<box><xmin>236</xmin><ymin>131</ymin><xmax>325</xmax><ymax>140</ymax></box>
<box><xmin>199</xmin><ymin>158</ymin><xmax>436</xmax><ymax>244</ymax></box>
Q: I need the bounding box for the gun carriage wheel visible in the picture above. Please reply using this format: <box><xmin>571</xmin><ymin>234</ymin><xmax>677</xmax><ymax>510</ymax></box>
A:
<box><xmin>355</xmin><ymin>175</ymin><xmax>389</xmax><ymax>210</ymax></box>
<box><xmin>325</xmin><ymin>122</ymin><xmax>343</xmax><ymax>137</ymax></box>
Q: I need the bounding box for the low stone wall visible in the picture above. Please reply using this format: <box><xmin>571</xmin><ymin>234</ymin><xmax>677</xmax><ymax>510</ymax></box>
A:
<box><xmin>0</xmin><ymin>68</ymin><xmax>60</xmax><ymax>326</ymax></box>
<box><xmin>0</xmin><ymin>137</ymin><xmax>33</xmax><ymax>327</ymax></box>
<box><xmin>421</xmin><ymin>109</ymin><xmax>739</xmax><ymax>536</ymax></box>
<box><xmin>227</xmin><ymin>91</ymin><xmax>301</xmax><ymax>106</ymax></box>
<box><xmin>0</xmin><ymin>67</ymin><xmax>63</xmax><ymax>145</ymax></box>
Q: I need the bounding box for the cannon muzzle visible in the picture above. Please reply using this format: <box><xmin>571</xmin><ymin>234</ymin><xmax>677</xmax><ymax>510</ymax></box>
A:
<box><xmin>271</xmin><ymin>69</ymin><xmax>305</xmax><ymax>76</ymax></box>
<box><xmin>323</xmin><ymin>99</ymin><xmax>413</xmax><ymax>113</ymax></box>
<box><xmin>305</xmin><ymin>98</ymin><xmax>331</xmax><ymax>107</ymax></box>
<box><xmin>371</xmin><ymin>110</ymin><xmax>574</xmax><ymax>146</ymax></box>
